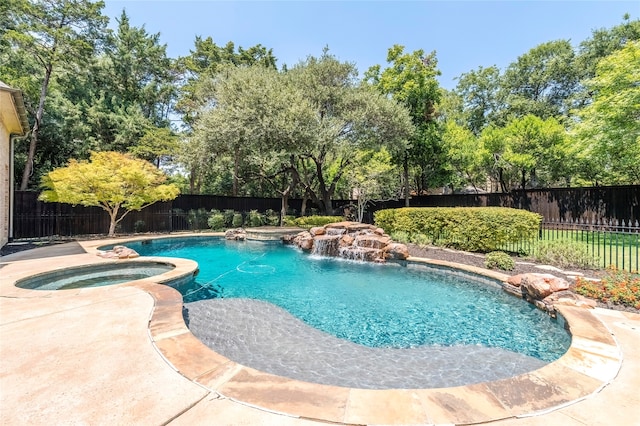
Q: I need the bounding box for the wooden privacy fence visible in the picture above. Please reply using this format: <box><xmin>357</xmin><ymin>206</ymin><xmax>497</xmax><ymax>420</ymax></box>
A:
<box><xmin>10</xmin><ymin>186</ymin><xmax>640</xmax><ymax>271</ymax></box>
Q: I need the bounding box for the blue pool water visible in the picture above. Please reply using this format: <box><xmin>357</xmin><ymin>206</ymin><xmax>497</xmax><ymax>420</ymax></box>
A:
<box><xmin>127</xmin><ymin>236</ymin><xmax>570</xmax><ymax>362</ymax></box>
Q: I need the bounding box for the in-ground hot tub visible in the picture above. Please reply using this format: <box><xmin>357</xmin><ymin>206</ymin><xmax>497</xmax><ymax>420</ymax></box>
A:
<box><xmin>16</xmin><ymin>261</ymin><xmax>176</xmax><ymax>291</ymax></box>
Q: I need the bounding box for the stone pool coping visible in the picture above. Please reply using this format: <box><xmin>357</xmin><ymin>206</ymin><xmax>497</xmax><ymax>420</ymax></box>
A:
<box><xmin>0</xmin><ymin>233</ymin><xmax>635</xmax><ymax>425</ymax></box>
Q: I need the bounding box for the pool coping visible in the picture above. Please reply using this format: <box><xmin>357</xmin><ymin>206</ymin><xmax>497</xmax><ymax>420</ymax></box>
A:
<box><xmin>1</xmin><ymin>234</ymin><xmax>629</xmax><ymax>425</ymax></box>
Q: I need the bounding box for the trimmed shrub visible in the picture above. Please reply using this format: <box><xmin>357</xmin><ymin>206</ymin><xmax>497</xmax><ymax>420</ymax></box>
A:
<box><xmin>484</xmin><ymin>251</ymin><xmax>515</xmax><ymax>271</ymax></box>
<box><xmin>374</xmin><ymin>207</ymin><xmax>541</xmax><ymax>252</ymax></box>
<box><xmin>207</xmin><ymin>212</ymin><xmax>225</xmax><ymax>230</ymax></box>
<box><xmin>246</xmin><ymin>210</ymin><xmax>264</xmax><ymax>227</ymax></box>
<box><xmin>264</xmin><ymin>209</ymin><xmax>280</xmax><ymax>226</ymax></box>
<box><xmin>223</xmin><ymin>209</ymin><xmax>236</xmax><ymax>227</ymax></box>
<box><xmin>232</xmin><ymin>213</ymin><xmax>244</xmax><ymax>228</ymax></box>
<box><xmin>282</xmin><ymin>215</ymin><xmax>297</xmax><ymax>226</ymax></box>
<box><xmin>293</xmin><ymin>215</ymin><xmax>343</xmax><ymax>228</ymax></box>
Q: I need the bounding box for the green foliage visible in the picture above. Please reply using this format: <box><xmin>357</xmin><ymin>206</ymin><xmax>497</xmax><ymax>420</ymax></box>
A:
<box><xmin>39</xmin><ymin>151</ymin><xmax>180</xmax><ymax>236</ymax></box>
<box><xmin>232</xmin><ymin>213</ymin><xmax>244</xmax><ymax>228</ymax></box>
<box><xmin>453</xmin><ymin>65</ymin><xmax>502</xmax><ymax>135</ymax></box>
<box><xmin>246</xmin><ymin>210</ymin><xmax>263</xmax><ymax>227</ymax></box>
<box><xmin>187</xmin><ymin>208</ymin><xmax>210</xmax><ymax>230</ymax></box>
<box><xmin>264</xmin><ymin>209</ymin><xmax>280</xmax><ymax>226</ymax></box>
<box><xmin>442</xmin><ymin>121</ymin><xmax>488</xmax><ymax>191</ymax></box>
<box><xmin>207</xmin><ymin>211</ymin><xmax>226</xmax><ymax>231</ymax></box>
<box><xmin>365</xmin><ymin>45</ymin><xmax>446</xmax><ymax>200</ymax></box>
<box><xmin>573</xmin><ymin>41</ymin><xmax>640</xmax><ymax>185</ymax></box>
<box><xmin>293</xmin><ymin>216</ymin><xmax>343</xmax><ymax>228</ymax></box>
<box><xmin>576</xmin><ymin>267</ymin><xmax>640</xmax><ymax>309</ymax></box>
<box><xmin>500</xmin><ymin>39</ymin><xmax>579</xmax><ymax>120</ymax></box>
<box><xmin>221</xmin><ymin>209</ymin><xmax>235</xmax><ymax>227</ymax></box>
<box><xmin>374</xmin><ymin>207</ymin><xmax>541</xmax><ymax>252</ymax></box>
<box><xmin>282</xmin><ymin>215</ymin><xmax>297</xmax><ymax>226</ymax></box>
<box><xmin>484</xmin><ymin>251</ymin><xmax>515</xmax><ymax>271</ymax></box>
<box><xmin>389</xmin><ymin>231</ymin><xmax>411</xmax><ymax>243</ymax></box>
<box><xmin>528</xmin><ymin>240</ymin><xmax>599</xmax><ymax>269</ymax></box>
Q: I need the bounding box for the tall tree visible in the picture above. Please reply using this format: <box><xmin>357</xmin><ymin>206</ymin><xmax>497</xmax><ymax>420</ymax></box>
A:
<box><xmin>175</xmin><ymin>37</ymin><xmax>277</xmax><ymax>193</ymax></box>
<box><xmin>291</xmin><ymin>50</ymin><xmax>413</xmax><ymax>213</ymax></box>
<box><xmin>481</xmin><ymin>115</ymin><xmax>569</xmax><ymax>191</ymax></box>
<box><xmin>365</xmin><ymin>45</ymin><xmax>445</xmax><ymax>205</ymax></box>
<box><xmin>441</xmin><ymin>121</ymin><xmax>487</xmax><ymax>192</ymax></box>
<box><xmin>106</xmin><ymin>10</ymin><xmax>177</xmax><ymax>127</ymax></box>
<box><xmin>194</xmin><ymin>65</ymin><xmax>315</xmax><ymax>216</ymax></box>
<box><xmin>176</xmin><ymin>36</ymin><xmax>277</xmax><ymax>128</ymax></box>
<box><xmin>500</xmin><ymin>40</ymin><xmax>579</xmax><ymax>121</ymax></box>
<box><xmin>453</xmin><ymin>65</ymin><xmax>503</xmax><ymax>134</ymax></box>
<box><xmin>2</xmin><ymin>0</ymin><xmax>108</xmax><ymax>190</ymax></box>
<box><xmin>573</xmin><ymin>41</ymin><xmax>640</xmax><ymax>185</ymax></box>
<box><xmin>576</xmin><ymin>14</ymin><xmax>640</xmax><ymax>80</ymax></box>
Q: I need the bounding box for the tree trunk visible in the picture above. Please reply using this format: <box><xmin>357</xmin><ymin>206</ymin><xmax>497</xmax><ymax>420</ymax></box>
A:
<box><xmin>232</xmin><ymin>146</ymin><xmax>239</xmax><ymax>196</ymax></box>
<box><xmin>280</xmin><ymin>194</ymin><xmax>288</xmax><ymax>227</ymax></box>
<box><xmin>107</xmin><ymin>205</ymin><xmax>120</xmax><ymax>237</ymax></box>
<box><xmin>189</xmin><ymin>167</ymin><xmax>196</xmax><ymax>194</ymax></box>
<box><xmin>20</xmin><ymin>64</ymin><xmax>53</xmax><ymax>190</ymax></box>
<box><xmin>403</xmin><ymin>154</ymin><xmax>410</xmax><ymax>207</ymax></box>
<box><xmin>108</xmin><ymin>219</ymin><xmax>117</xmax><ymax>237</ymax></box>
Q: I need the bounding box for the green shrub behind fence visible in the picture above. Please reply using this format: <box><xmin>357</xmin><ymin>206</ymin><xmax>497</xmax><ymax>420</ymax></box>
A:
<box><xmin>375</xmin><ymin>207</ymin><xmax>542</xmax><ymax>252</ymax></box>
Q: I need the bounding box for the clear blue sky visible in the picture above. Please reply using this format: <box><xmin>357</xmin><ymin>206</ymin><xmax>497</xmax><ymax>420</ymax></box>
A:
<box><xmin>103</xmin><ymin>1</ymin><xmax>638</xmax><ymax>90</ymax></box>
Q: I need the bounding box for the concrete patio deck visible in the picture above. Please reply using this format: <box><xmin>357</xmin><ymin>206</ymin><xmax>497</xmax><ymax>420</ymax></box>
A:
<box><xmin>1</xmin><ymin>236</ymin><xmax>639</xmax><ymax>425</ymax></box>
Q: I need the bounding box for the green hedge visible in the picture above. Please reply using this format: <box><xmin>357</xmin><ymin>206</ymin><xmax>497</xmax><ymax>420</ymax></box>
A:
<box><xmin>374</xmin><ymin>207</ymin><xmax>541</xmax><ymax>252</ymax></box>
<box><xmin>291</xmin><ymin>215</ymin><xmax>344</xmax><ymax>228</ymax></box>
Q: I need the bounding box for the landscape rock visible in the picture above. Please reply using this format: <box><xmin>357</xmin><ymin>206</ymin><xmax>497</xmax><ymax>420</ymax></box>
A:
<box><xmin>383</xmin><ymin>243</ymin><xmax>410</xmax><ymax>260</ymax></box>
<box><xmin>290</xmin><ymin>221</ymin><xmax>409</xmax><ymax>263</ymax></box>
<box><xmin>225</xmin><ymin>228</ymin><xmax>247</xmax><ymax>241</ymax></box>
<box><xmin>309</xmin><ymin>226</ymin><xmax>326</xmax><ymax>236</ymax></box>
<box><xmin>520</xmin><ymin>273</ymin><xmax>570</xmax><ymax>299</ymax></box>
<box><xmin>97</xmin><ymin>245</ymin><xmax>139</xmax><ymax>259</ymax></box>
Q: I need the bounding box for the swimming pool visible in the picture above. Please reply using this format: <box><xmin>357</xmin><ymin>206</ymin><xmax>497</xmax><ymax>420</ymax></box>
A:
<box><xmin>123</xmin><ymin>236</ymin><xmax>570</xmax><ymax>363</ymax></box>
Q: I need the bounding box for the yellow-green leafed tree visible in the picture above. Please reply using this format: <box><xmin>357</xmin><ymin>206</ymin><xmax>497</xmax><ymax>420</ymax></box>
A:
<box><xmin>40</xmin><ymin>151</ymin><xmax>180</xmax><ymax>237</ymax></box>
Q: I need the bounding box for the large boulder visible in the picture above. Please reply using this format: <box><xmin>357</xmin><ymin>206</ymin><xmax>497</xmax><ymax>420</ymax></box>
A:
<box><xmin>382</xmin><ymin>243</ymin><xmax>410</xmax><ymax>260</ymax></box>
<box><xmin>309</xmin><ymin>226</ymin><xmax>326</xmax><ymax>236</ymax></box>
<box><xmin>519</xmin><ymin>273</ymin><xmax>570</xmax><ymax>300</ymax></box>
<box><xmin>355</xmin><ymin>234</ymin><xmax>391</xmax><ymax>249</ymax></box>
<box><xmin>97</xmin><ymin>245</ymin><xmax>139</xmax><ymax>259</ymax></box>
<box><xmin>293</xmin><ymin>231</ymin><xmax>314</xmax><ymax>251</ymax></box>
<box><xmin>225</xmin><ymin>228</ymin><xmax>247</xmax><ymax>241</ymax></box>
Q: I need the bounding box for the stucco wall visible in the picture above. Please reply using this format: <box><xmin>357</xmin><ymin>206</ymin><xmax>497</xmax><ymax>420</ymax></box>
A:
<box><xmin>0</xmin><ymin>119</ymin><xmax>9</xmax><ymax>248</ymax></box>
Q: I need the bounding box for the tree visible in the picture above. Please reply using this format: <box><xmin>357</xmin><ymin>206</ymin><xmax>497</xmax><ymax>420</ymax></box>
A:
<box><xmin>453</xmin><ymin>65</ymin><xmax>503</xmax><ymax>134</ymax></box>
<box><xmin>290</xmin><ymin>50</ymin><xmax>413</xmax><ymax>213</ymax></box>
<box><xmin>576</xmin><ymin>14</ymin><xmax>640</xmax><ymax>80</ymax></box>
<box><xmin>501</xmin><ymin>40</ymin><xmax>580</xmax><ymax>120</ymax></box>
<box><xmin>345</xmin><ymin>149</ymin><xmax>398</xmax><ymax>222</ymax></box>
<box><xmin>2</xmin><ymin>0</ymin><xmax>108</xmax><ymax>190</ymax></box>
<box><xmin>128</xmin><ymin>127</ymin><xmax>179</xmax><ymax>168</ymax></box>
<box><xmin>175</xmin><ymin>37</ymin><xmax>278</xmax><ymax>193</ymax></box>
<box><xmin>365</xmin><ymin>45</ymin><xmax>445</xmax><ymax>205</ymax></box>
<box><xmin>481</xmin><ymin>115</ymin><xmax>569</xmax><ymax>191</ymax></box>
<box><xmin>573</xmin><ymin>41</ymin><xmax>640</xmax><ymax>184</ymax></box>
<box><xmin>106</xmin><ymin>10</ymin><xmax>177</xmax><ymax>127</ymax></box>
<box><xmin>441</xmin><ymin>121</ymin><xmax>487</xmax><ymax>192</ymax></box>
<box><xmin>194</xmin><ymin>65</ymin><xmax>316</xmax><ymax>220</ymax></box>
<box><xmin>39</xmin><ymin>151</ymin><xmax>180</xmax><ymax>236</ymax></box>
